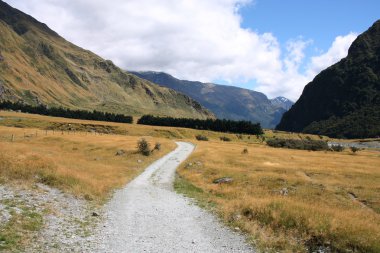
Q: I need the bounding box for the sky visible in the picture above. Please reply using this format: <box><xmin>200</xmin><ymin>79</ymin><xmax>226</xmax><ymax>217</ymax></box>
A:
<box><xmin>5</xmin><ymin>0</ymin><xmax>380</xmax><ymax>101</ymax></box>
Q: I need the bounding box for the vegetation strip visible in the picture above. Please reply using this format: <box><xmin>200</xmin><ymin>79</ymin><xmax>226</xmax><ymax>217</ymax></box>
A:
<box><xmin>138</xmin><ymin>115</ymin><xmax>263</xmax><ymax>135</ymax></box>
<box><xmin>0</xmin><ymin>101</ymin><xmax>133</xmax><ymax>124</ymax></box>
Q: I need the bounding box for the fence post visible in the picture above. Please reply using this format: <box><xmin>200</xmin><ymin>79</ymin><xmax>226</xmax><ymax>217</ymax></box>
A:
<box><xmin>11</xmin><ymin>134</ymin><xmax>14</xmax><ymax>142</ymax></box>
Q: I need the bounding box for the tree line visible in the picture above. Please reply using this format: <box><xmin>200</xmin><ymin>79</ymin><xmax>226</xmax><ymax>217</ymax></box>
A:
<box><xmin>0</xmin><ymin>101</ymin><xmax>133</xmax><ymax>124</ymax></box>
<box><xmin>137</xmin><ymin>115</ymin><xmax>263</xmax><ymax>135</ymax></box>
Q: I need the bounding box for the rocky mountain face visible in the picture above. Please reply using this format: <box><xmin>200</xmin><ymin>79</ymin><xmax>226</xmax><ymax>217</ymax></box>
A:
<box><xmin>0</xmin><ymin>1</ymin><xmax>213</xmax><ymax>119</ymax></box>
<box><xmin>276</xmin><ymin>20</ymin><xmax>380</xmax><ymax>138</ymax></box>
<box><xmin>131</xmin><ymin>71</ymin><xmax>293</xmax><ymax>128</ymax></box>
<box><xmin>270</xmin><ymin>97</ymin><xmax>293</xmax><ymax>110</ymax></box>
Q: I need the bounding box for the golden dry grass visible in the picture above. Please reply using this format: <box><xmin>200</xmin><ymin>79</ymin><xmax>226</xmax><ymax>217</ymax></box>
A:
<box><xmin>0</xmin><ymin>111</ymin><xmax>330</xmax><ymax>142</ymax></box>
<box><xmin>177</xmin><ymin>141</ymin><xmax>380</xmax><ymax>252</ymax></box>
<box><xmin>0</xmin><ymin>125</ymin><xmax>176</xmax><ymax>203</ymax></box>
<box><xmin>2</xmin><ymin>111</ymin><xmax>379</xmax><ymax>252</ymax></box>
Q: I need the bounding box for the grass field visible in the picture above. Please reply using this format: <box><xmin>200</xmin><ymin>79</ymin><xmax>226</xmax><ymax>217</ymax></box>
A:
<box><xmin>0</xmin><ymin>123</ymin><xmax>176</xmax><ymax>203</ymax></box>
<box><xmin>1</xmin><ymin>111</ymin><xmax>379</xmax><ymax>252</ymax></box>
<box><xmin>176</xmin><ymin>141</ymin><xmax>380</xmax><ymax>252</ymax></box>
<box><xmin>0</xmin><ymin>111</ymin><xmax>330</xmax><ymax>142</ymax></box>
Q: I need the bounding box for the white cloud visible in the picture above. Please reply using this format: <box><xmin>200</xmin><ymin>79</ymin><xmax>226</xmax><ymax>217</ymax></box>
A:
<box><xmin>5</xmin><ymin>0</ymin><xmax>357</xmax><ymax>101</ymax></box>
<box><xmin>255</xmin><ymin>33</ymin><xmax>357</xmax><ymax>100</ymax></box>
<box><xmin>307</xmin><ymin>33</ymin><xmax>358</xmax><ymax>76</ymax></box>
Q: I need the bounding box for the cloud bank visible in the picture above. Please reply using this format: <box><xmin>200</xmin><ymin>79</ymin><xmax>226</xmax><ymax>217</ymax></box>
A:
<box><xmin>6</xmin><ymin>0</ymin><xmax>356</xmax><ymax>100</ymax></box>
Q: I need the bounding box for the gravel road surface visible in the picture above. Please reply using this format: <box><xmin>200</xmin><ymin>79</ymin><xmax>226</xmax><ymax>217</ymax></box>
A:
<box><xmin>94</xmin><ymin>142</ymin><xmax>254</xmax><ymax>253</ymax></box>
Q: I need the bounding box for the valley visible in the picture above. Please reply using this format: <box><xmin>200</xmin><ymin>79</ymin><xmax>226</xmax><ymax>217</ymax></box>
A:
<box><xmin>0</xmin><ymin>111</ymin><xmax>379</xmax><ymax>252</ymax></box>
<box><xmin>0</xmin><ymin>1</ymin><xmax>379</xmax><ymax>253</ymax></box>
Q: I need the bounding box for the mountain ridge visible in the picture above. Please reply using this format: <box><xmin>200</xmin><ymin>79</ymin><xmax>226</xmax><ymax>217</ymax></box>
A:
<box><xmin>0</xmin><ymin>0</ymin><xmax>214</xmax><ymax>119</ymax></box>
<box><xmin>276</xmin><ymin>19</ymin><xmax>380</xmax><ymax>138</ymax></box>
<box><xmin>131</xmin><ymin>71</ymin><xmax>293</xmax><ymax>128</ymax></box>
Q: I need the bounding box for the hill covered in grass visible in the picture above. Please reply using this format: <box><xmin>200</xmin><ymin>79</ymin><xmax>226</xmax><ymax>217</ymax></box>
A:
<box><xmin>276</xmin><ymin>20</ymin><xmax>380</xmax><ymax>138</ymax></box>
<box><xmin>0</xmin><ymin>1</ymin><xmax>213</xmax><ymax>119</ymax></box>
<box><xmin>131</xmin><ymin>71</ymin><xmax>293</xmax><ymax>128</ymax></box>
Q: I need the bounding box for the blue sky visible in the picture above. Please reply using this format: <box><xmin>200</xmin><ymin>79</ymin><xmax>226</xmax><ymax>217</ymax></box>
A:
<box><xmin>6</xmin><ymin>0</ymin><xmax>380</xmax><ymax>100</ymax></box>
<box><xmin>240</xmin><ymin>0</ymin><xmax>380</xmax><ymax>70</ymax></box>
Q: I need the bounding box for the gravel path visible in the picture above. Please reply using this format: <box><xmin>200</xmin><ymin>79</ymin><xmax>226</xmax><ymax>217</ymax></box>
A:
<box><xmin>94</xmin><ymin>142</ymin><xmax>254</xmax><ymax>253</ymax></box>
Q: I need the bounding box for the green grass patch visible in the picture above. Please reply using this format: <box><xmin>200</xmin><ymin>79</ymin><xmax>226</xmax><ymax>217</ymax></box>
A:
<box><xmin>0</xmin><ymin>201</ymin><xmax>43</xmax><ymax>251</ymax></box>
<box><xmin>174</xmin><ymin>174</ymin><xmax>215</xmax><ymax>210</ymax></box>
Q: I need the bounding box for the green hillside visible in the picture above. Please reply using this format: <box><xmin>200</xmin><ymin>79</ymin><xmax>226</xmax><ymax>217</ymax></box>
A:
<box><xmin>0</xmin><ymin>1</ymin><xmax>213</xmax><ymax>119</ymax></box>
<box><xmin>276</xmin><ymin>20</ymin><xmax>380</xmax><ymax>138</ymax></box>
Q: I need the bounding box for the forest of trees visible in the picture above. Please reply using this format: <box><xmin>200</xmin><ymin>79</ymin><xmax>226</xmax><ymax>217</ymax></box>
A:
<box><xmin>0</xmin><ymin>101</ymin><xmax>133</xmax><ymax>123</ymax></box>
<box><xmin>137</xmin><ymin>115</ymin><xmax>263</xmax><ymax>135</ymax></box>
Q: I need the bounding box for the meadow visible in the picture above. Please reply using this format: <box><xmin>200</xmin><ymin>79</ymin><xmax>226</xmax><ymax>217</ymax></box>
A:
<box><xmin>176</xmin><ymin>140</ymin><xmax>380</xmax><ymax>252</ymax></box>
<box><xmin>1</xmin><ymin>110</ymin><xmax>379</xmax><ymax>252</ymax></box>
<box><xmin>0</xmin><ymin>112</ymin><xmax>179</xmax><ymax>203</ymax></box>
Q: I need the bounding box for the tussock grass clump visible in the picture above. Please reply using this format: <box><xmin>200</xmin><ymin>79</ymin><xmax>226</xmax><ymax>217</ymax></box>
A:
<box><xmin>0</xmin><ymin>153</ymin><xmax>59</xmax><ymax>185</ymax></box>
<box><xmin>153</xmin><ymin>142</ymin><xmax>161</xmax><ymax>151</ymax></box>
<box><xmin>267</xmin><ymin>138</ymin><xmax>328</xmax><ymax>151</ymax></box>
<box><xmin>195</xmin><ymin>135</ymin><xmax>209</xmax><ymax>141</ymax></box>
<box><xmin>137</xmin><ymin>138</ymin><xmax>151</xmax><ymax>156</ymax></box>
<box><xmin>219</xmin><ymin>136</ymin><xmax>231</xmax><ymax>142</ymax></box>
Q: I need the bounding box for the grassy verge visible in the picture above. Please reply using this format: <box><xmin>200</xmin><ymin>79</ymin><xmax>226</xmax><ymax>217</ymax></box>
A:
<box><xmin>0</xmin><ymin>198</ymin><xmax>44</xmax><ymax>251</ymax></box>
<box><xmin>176</xmin><ymin>141</ymin><xmax>380</xmax><ymax>252</ymax></box>
<box><xmin>0</xmin><ymin>125</ymin><xmax>176</xmax><ymax>203</ymax></box>
<box><xmin>174</xmin><ymin>174</ymin><xmax>216</xmax><ymax>210</ymax></box>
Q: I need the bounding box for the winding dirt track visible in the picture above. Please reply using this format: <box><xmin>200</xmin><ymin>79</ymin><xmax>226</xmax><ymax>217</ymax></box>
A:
<box><xmin>95</xmin><ymin>142</ymin><xmax>254</xmax><ymax>253</ymax></box>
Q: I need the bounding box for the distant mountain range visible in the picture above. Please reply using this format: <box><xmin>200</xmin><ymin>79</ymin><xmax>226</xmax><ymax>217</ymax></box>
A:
<box><xmin>131</xmin><ymin>71</ymin><xmax>293</xmax><ymax>128</ymax></box>
<box><xmin>277</xmin><ymin>20</ymin><xmax>380</xmax><ymax>138</ymax></box>
<box><xmin>0</xmin><ymin>1</ymin><xmax>213</xmax><ymax>119</ymax></box>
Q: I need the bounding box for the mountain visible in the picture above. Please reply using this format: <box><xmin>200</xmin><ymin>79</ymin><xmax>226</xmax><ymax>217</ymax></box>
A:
<box><xmin>276</xmin><ymin>20</ymin><xmax>380</xmax><ymax>138</ymax></box>
<box><xmin>0</xmin><ymin>1</ymin><xmax>213</xmax><ymax>119</ymax></box>
<box><xmin>131</xmin><ymin>71</ymin><xmax>293</xmax><ymax>128</ymax></box>
<box><xmin>270</xmin><ymin>96</ymin><xmax>293</xmax><ymax>111</ymax></box>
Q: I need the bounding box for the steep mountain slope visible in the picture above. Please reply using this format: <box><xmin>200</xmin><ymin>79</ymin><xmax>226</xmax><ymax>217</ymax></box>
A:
<box><xmin>0</xmin><ymin>1</ymin><xmax>213</xmax><ymax>119</ymax></box>
<box><xmin>270</xmin><ymin>96</ymin><xmax>293</xmax><ymax>110</ymax></box>
<box><xmin>131</xmin><ymin>71</ymin><xmax>293</xmax><ymax>128</ymax></box>
<box><xmin>276</xmin><ymin>20</ymin><xmax>380</xmax><ymax>138</ymax></box>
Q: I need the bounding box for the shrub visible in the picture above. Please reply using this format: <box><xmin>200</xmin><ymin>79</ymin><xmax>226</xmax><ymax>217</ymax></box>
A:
<box><xmin>153</xmin><ymin>142</ymin><xmax>161</xmax><ymax>151</ymax></box>
<box><xmin>350</xmin><ymin>146</ymin><xmax>360</xmax><ymax>153</ymax></box>
<box><xmin>330</xmin><ymin>145</ymin><xmax>345</xmax><ymax>152</ymax></box>
<box><xmin>242</xmin><ymin>148</ymin><xmax>248</xmax><ymax>154</ymax></box>
<box><xmin>196</xmin><ymin>135</ymin><xmax>209</xmax><ymax>141</ymax></box>
<box><xmin>137</xmin><ymin>138</ymin><xmax>151</xmax><ymax>156</ymax></box>
<box><xmin>266</xmin><ymin>138</ymin><xmax>329</xmax><ymax>151</ymax></box>
<box><xmin>220</xmin><ymin>136</ymin><xmax>231</xmax><ymax>142</ymax></box>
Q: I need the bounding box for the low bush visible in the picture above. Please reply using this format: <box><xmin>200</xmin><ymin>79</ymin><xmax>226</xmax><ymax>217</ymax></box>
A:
<box><xmin>267</xmin><ymin>138</ymin><xmax>329</xmax><ymax>151</ymax></box>
<box><xmin>137</xmin><ymin>138</ymin><xmax>151</xmax><ymax>156</ymax></box>
<box><xmin>350</xmin><ymin>146</ymin><xmax>360</xmax><ymax>153</ymax></box>
<box><xmin>153</xmin><ymin>142</ymin><xmax>161</xmax><ymax>151</ymax></box>
<box><xmin>196</xmin><ymin>135</ymin><xmax>209</xmax><ymax>141</ymax></box>
<box><xmin>330</xmin><ymin>145</ymin><xmax>345</xmax><ymax>152</ymax></box>
<box><xmin>220</xmin><ymin>136</ymin><xmax>231</xmax><ymax>142</ymax></box>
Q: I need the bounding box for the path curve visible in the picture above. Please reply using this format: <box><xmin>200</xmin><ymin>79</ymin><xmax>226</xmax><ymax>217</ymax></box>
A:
<box><xmin>95</xmin><ymin>142</ymin><xmax>254</xmax><ymax>253</ymax></box>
